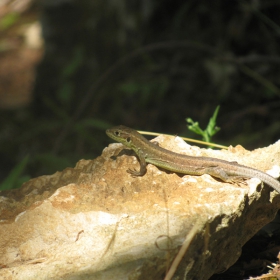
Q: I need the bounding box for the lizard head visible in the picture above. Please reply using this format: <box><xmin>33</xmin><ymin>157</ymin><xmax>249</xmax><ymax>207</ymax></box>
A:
<box><xmin>106</xmin><ymin>125</ymin><xmax>136</xmax><ymax>148</ymax></box>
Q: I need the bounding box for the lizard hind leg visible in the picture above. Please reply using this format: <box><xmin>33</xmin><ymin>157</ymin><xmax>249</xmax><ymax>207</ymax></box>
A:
<box><xmin>205</xmin><ymin>166</ymin><xmax>248</xmax><ymax>186</ymax></box>
<box><xmin>223</xmin><ymin>176</ymin><xmax>248</xmax><ymax>187</ymax></box>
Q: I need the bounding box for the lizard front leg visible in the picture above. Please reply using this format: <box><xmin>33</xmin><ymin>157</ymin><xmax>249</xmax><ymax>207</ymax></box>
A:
<box><xmin>127</xmin><ymin>149</ymin><xmax>147</xmax><ymax>176</ymax></box>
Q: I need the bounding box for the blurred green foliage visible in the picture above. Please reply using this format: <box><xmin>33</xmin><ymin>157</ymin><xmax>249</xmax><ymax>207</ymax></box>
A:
<box><xmin>0</xmin><ymin>156</ymin><xmax>30</xmax><ymax>190</ymax></box>
<box><xmin>0</xmin><ymin>12</ymin><xmax>19</xmax><ymax>30</ymax></box>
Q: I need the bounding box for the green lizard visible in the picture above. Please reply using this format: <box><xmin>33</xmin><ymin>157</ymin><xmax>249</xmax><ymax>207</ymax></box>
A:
<box><xmin>106</xmin><ymin>125</ymin><xmax>280</xmax><ymax>194</ymax></box>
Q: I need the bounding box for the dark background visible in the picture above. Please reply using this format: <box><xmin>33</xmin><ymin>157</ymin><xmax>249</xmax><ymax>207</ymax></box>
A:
<box><xmin>1</xmin><ymin>0</ymin><xmax>280</xmax><ymax>186</ymax></box>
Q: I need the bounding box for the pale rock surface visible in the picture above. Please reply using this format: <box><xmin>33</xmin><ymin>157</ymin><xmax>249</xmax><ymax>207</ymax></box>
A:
<box><xmin>1</xmin><ymin>135</ymin><xmax>280</xmax><ymax>280</ymax></box>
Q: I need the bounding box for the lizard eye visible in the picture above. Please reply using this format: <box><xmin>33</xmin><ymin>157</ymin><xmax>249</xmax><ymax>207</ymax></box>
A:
<box><xmin>114</xmin><ymin>131</ymin><xmax>120</xmax><ymax>136</ymax></box>
<box><xmin>126</xmin><ymin>137</ymin><xmax>131</xmax><ymax>143</ymax></box>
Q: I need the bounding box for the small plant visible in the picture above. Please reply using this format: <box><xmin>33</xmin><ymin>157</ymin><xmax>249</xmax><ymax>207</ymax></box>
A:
<box><xmin>186</xmin><ymin>105</ymin><xmax>220</xmax><ymax>143</ymax></box>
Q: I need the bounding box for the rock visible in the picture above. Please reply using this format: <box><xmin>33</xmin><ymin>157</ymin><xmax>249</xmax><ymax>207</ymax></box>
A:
<box><xmin>1</xmin><ymin>135</ymin><xmax>280</xmax><ymax>279</ymax></box>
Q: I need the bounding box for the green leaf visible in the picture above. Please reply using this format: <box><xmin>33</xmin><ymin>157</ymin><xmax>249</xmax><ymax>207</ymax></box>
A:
<box><xmin>206</xmin><ymin>105</ymin><xmax>220</xmax><ymax>137</ymax></box>
<box><xmin>187</xmin><ymin>118</ymin><xmax>204</xmax><ymax>136</ymax></box>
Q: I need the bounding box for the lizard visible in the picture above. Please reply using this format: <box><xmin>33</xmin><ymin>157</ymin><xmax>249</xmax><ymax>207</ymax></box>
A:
<box><xmin>106</xmin><ymin>125</ymin><xmax>280</xmax><ymax>194</ymax></box>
